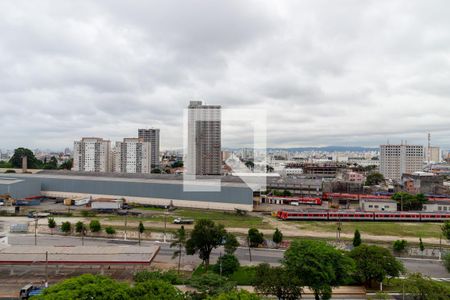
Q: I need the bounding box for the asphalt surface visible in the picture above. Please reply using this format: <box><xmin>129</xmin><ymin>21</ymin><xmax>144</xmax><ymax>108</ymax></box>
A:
<box><xmin>4</xmin><ymin>233</ymin><xmax>450</xmax><ymax>278</ymax></box>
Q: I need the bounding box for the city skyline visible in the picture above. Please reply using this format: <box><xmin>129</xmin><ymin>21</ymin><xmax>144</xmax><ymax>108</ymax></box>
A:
<box><xmin>1</xmin><ymin>1</ymin><xmax>450</xmax><ymax>150</ymax></box>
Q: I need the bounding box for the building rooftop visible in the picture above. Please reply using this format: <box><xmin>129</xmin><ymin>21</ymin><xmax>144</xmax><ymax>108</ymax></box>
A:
<box><xmin>0</xmin><ymin>245</ymin><xmax>159</xmax><ymax>265</ymax></box>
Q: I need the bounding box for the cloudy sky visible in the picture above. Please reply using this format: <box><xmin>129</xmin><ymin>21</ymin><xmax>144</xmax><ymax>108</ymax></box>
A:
<box><xmin>1</xmin><ymin>0</ymin><xmax>450</xmax><ymax>150</ymax></box>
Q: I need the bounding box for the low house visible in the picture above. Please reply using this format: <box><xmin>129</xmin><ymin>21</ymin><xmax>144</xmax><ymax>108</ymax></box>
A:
<box><xmin>360</xmin><ymin>198</ymin><xmax>397</xmax><ymax>212</ymax></box>
<box><xmin>422</xmin><ymin>201</ymin><xmax>450</xmax><ymax>213</ymax></box>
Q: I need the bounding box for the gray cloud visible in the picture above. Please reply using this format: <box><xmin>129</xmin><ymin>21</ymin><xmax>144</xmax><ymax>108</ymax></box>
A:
<box><xmin>0</xmin><ymin>0</ymin><xmax>450</xmax><ymax>151</ymax></box>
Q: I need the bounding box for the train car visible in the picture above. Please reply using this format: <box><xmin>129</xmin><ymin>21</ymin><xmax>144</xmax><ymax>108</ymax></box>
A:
<box><xmin>278</xmin><ymin>211</ymin><xmax>328</xmax><ymax>220</ymax></box>
<box><xmin>420</xmin><ymin>212</ymin><xmax>450</xmax><ymax>222</ymax></box>
<box><xmin>276</xmin><ymin>210</ymin><xmax>450</xmax><ymax>222</ymax></box>
<box><xmin>374</xmin><ymin>212</ymin><xmax>421</xmax><ymax>221</ymax></box>
<box><xmin>264</xmin><ymin>196</ymin><xmax>322</xmax><ymax>206</ymax></box>
<box><xmin>328</xmin><ymin>211</ymin><xmax>374</xmax><ymax>221</ymax></box>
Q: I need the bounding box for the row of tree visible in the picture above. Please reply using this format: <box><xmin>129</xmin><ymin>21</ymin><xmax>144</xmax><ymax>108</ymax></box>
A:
<box><xmin>0</xmin><ymin>147</ymin><xmax>72</xmax><ymax>170</ymax></box>
<box><xmin>48</xmin><ymin>218</ymin><xmax>147</xmax><ymax>244</ymax></box>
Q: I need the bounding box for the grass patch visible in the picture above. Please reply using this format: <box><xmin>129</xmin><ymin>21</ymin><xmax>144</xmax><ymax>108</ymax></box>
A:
<box><xmin>86</xmin><ymin>208</ymin><xmax>270</xmax><ymax>229</ymax></box>
<box><xmin>229</xmin><ymin>266</ymin><xmax>257</xmax><ymax>285</ymax></box>
<box><xmin>174</xmin><ymin>209</ymin><xmax>271</xmax><ymax>229</ymax></box>
<box><xmin>293</xmin><ymin>221</ymin><xmax>443</xmax><ymax>239</ymax></box>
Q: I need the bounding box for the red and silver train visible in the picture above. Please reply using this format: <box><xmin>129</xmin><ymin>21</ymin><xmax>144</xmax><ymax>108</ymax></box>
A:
<box><xmin>262</xmin><ymin>196</ymin><xmax>322</xmax><ymax>205</ymax></box>
<box><xmin>276</xmin><ymin>210</ymin><xmax>450</xmax><ymax>222</ymax></box>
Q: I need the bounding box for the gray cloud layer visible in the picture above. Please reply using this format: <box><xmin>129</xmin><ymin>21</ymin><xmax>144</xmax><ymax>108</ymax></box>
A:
<box><xmin>1</xmin><ymin>0</ymin><xmax>449</xmax><ymax>150</ymax></box>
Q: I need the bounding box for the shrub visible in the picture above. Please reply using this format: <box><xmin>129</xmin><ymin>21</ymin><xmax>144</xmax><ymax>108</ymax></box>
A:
<box><xmin>60</xmin><ymin>221</ymin><xmax>71</xmax><ymax>233</ymax></box>
<box><xmin>213</xmin><ymin>254</ymin><xmax>240</xmax><ymax>276</ymax></box>
<box><xmin>105</xmin><ymin>226</ymin><xmax>116</xmax><ymax>235</ymax></box>
<box><xmin>75</xmin><ymin>221</ymin><xmax>85</xmax><ymax>233</ymax></box>
<box><xmin>133</xmin><ymin>270</ymin><xmax>181</xmax><ymax>284</ymax></box>
<box><xmin>393</xmin><ymin>240</ymin><xmax>408</xmax><ymax>253</ymax></box>
<box><xmin>89</xmin><ymin>220</ymin><xmax>101</xmax><ymax>232</ymax></box>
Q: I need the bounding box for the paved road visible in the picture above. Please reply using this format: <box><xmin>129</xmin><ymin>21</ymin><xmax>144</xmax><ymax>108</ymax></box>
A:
<box><xmin>5</xmin><ymin>234</ymin><xmax>450</xmax><ymax>278</ymax></box>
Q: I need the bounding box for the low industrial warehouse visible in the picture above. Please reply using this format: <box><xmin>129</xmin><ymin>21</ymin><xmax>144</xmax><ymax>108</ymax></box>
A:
<box><xmin>0</xmin><ymin>172</ymin><xmax>254</xmax><ymax>211</ymax></box>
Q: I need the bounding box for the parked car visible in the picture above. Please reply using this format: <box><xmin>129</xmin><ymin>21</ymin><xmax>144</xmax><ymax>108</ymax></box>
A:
<box><xmin>173</xmin><ymin>218</ymin><xmax>194</xmax><ymax>224</ymax></box>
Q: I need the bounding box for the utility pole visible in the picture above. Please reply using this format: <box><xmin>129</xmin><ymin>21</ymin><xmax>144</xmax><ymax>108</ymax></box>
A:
<box><xmin>163</xmin><ymin>213</ymin><xmax>167</xmax><ymax>243</ymax></box>
<box><xmin>81</xmin><ymin>227</ymin><xmax>86</xmax><ymax>246</ymax></box>
<box><xmin>45</xmin><ymin>251</ymin><xmax>48</xmax><ymax>285</ymax></box>
<box><xmin>219</xmin><ymin>252</ymin><xmax>222</xmax><ymax>277</ymax></box>
<box><xmin>124</xmin><ymin>213</ymin><xmax>128</xmax><ymax>241</ymax></box>
<box><xmin>34</xmin><ymin>217</ymin><xmax>38</xmax><ymax>246</ymax></box>
<box><xmin>439</xmin><ymin>233</ymin><xmax>442</xmax><ymax>260</ymax></box>
<box><xmin>247</xmin><ymin>236</ymin><xmax>252</xmax><ymax>262</ymax></box>
<box><xmin>401</xmin><ymin>193</ymin><xmax>404</xmax><ymax>211</ymax></box>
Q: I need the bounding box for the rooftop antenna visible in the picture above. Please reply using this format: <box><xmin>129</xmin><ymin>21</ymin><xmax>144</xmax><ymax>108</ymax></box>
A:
<box><xmin>427</xmin><ymin>132</ymin><xmax>431</xmax><ymax>163</ymax></box>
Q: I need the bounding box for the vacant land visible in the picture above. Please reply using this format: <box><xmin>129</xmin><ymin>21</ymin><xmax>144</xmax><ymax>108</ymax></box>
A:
<box><xmin>104</xmin><ymin>208</ymin><xmax>272</xmax><ymax>229</ymax></box>
<box><xmin>293</xmin><ymin>221</ymin><xmax>443</xmax><ymax>239</ymax></box>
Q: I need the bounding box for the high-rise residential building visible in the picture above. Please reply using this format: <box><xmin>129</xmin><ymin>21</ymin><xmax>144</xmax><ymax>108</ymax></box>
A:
<box><xmin>379</xmin><ymin>144</ymin><xmax>424</xmax><ymax>180</ymax></box>
<box><xmin>186</xmin><ymin>101</ymin><xmax>221</xmax><ymax>175</ymax></box>
<box><xmin>72</xmin><ymin>138</ymin><xmax>112</xmax><ymax>172</ymax></box>
<box><xmin>113</xmin><ymin>138</ymin><xmax>152</xmax><ymax>174</ymax></box>
<box><xmin>426</xmin><ymin>146</ymin><xmax>441</xmax><ymax>163</ymax></box>
<box><xmin>137</xmin><ymin>128</ymin><xmax>160</xmax><ymax>168</ymax></box>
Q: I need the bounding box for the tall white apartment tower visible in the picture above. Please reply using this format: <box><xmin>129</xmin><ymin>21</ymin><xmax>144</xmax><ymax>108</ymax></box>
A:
<box><xmin>186</xmin><ymin>101</ymin><xmax>221</xmax><ymax>175</ymax></box>
<box><xmin>72</xmin><ymin>138</ymin><xmax>112</xmax><ymax>172</ymax></box>
<box><xmin>113</xmin><ymin>138</ymin><xmax>152</xmax><ymax>174</ymax></box>
<box><xmin>138</xmin><ymin>128</ymin><xmax>160</xmax><ymax>168</ymax></box>
<box><xmin>380</xmin><ymin>144</ymin><xmax>424</xmax><ymax>180</ymax></box>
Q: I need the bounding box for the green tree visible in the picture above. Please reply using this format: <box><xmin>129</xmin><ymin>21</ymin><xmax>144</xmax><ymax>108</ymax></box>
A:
<box><xmin>266</xmin><ymin>165</ymin><xmax>274</xmax><ymax>173</ymax></box>
<box><xmin>75</xmin><ymin>221</ymin><xmax>85</xmax><ymax>234</ymax></box>
<box><xmin>0</xmin><ymin>161</ymin><xmax>13</xmax><ymax>168</ymax></box>
<box><xmin>392</xmin><ymin>192</ymin><xmax>427</xmax><ymax>211</ymax></box>
<box><xmin>170</xmin><ymin>225</ymin><xmax>187</xmax><ymax>274</ymax></box>
<box><xmin>272</xmin><ymin>228</ymin><xmax>283</xmax><ymax>247</ymax></box>
<box><xmin>353</xmin><ymin>229</ymin><xmax>362</xmax><ymax>247</ymax></box>
<box><xmin>43</xmin><ymin>156</ymin><xmax>58</xmax><ymax>169</ymax></box>
<box><xmin>130</xmin><ymin>279</ymin><xmax>184</xmax><ymax>300</ymax></box>
<box><xmin>213</xmin><ymin>254</ymin><xmax>240</xmax><ymax>276</ymax></box>
<box><xmin>9</xmin><ymin>147</ymin><xmax>43</xmax><ymax>169</ymax></box>
<box><xmin>245</xmin><ymin>161</ymin><xmax>255</xmax><ymax>171</ymax></box>
<box><xmin>105</xmin><ymin>226</ymin><xmax>116</xmax><ymax>236</ymax></box>
<box><xmin>89</xmin><ymin>220</ymin><xmax>101</xmax><ymax>232</ymax></box>
<box><xmin>212</xmin><ymin>290</ymin><xmax>261</xmax><ymax>300</ymax></box>
<box><xmin>443</xmin><ymin>252</ymin><xmax>450</xmax><ymax>273</ymax></box>
<box><xmin>48</xmin><ymin>217</ymin><xmax>56</xmax><ymax>235</ymax></box>
<box><xmin>248</xmin><ymin>228</ymin><xmax>264</xmax><ymax>248</ymax></box>
<box><xmin>254</xmin><ymin>263</ymin><xmax>303</xmax><ymax>300</ymax></box>
<box><xmin>186</xmin><ymin>219</ymin><xmax>227</xmax><ymax>270</ymax></box>
<box><xmin>392</xmin><ymin>240</ymin><xmax>408</xmax><ymax>254</ymax></box>
<box><xmin>133</xmin><ymin>270</ymin><xmax>180</xmax><ymax>284</ymax></box>
<box><xmin>442</xmin><ymin>221</ymin><xmax>450</xmax><ymax>240</ymax></box>
<box><xmin>59</xmin><ymin>158</ymin><xmax>73</xmax><ymax>170</ymax></box>
<box><xmin>33</xmin><ymin>274</ymin><xmax>130</xmax><ymax>300</ymax></box>
<box><xmin>365</xmin><ymin>172</ymin><xmax>385</xmax><ymax>186</ymax></box>
<box><xmin>171</xmin><ymin>160</ymin><xmax>184</xmax><ymax>168</ymax></box>
<box><xmin>284</xmin><ymin>240</ymin><xmax>355</xmax><ymax>300</ymax></box>
<box><xmin>60</xmin><ymin>221</ymin><xmax>71</xmax><ymax>234</ymax></box>
<box><xmin>188</xmin><ymin>272</ymin><xmax>236</xmax><ymax>297</ymax></box>
<box><xmin>223</xmin><ymin>232</ymin><xmax>239</xmax><ymax>255</ymax></box>
<box><xmin>419</xmin><ymin>237</ymin><xmax>425</xmax><ymax>256</ymax></box>
<box><xmin>403</xmin><ymin>273</ymin><xmax>450</xmax><ymax>300</ymax></box>
<box><xmin>349</xmin><ymin>244</ymin><xmax>404</xmax><ymax>288</ymax></box>
<box><xmin>138</xmin><ymin>221</ymin><xmax>145</xmax><ymax>245</ymax></box>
